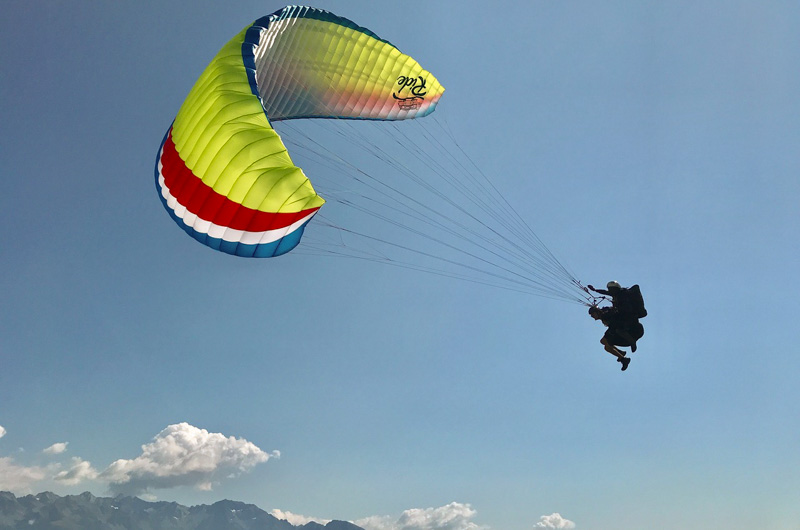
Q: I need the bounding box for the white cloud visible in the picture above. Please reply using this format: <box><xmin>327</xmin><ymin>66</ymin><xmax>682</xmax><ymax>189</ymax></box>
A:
<box><xmin>0</xmin><ymin>457</ymin><xmax>48</xmax><ymax>494</ymax></box>
<box><xmin>534</xmin><ymin>513</ymin><xmax>576</xmax><ymax>529</ymax></box>
<box><xmin>354</xmin><ymin>515</ymin><xmax>398</xmax><ymax>530</ymax></box>
<box><xmin>43</xmin><ymin>442</ymin><xmax>69</xmax><ymax>455</ymax></box>
<box><xmin>54</xmin><ymin>457</ymin><xmax>99</xmax><ymax>485</ymax></box>
<box><xmin>356</xmin><ymin>502</ymin><xmax>485</xmax><ymax>530</ymax></box>
<box><xmin>100</xmin><ymin>422</ymin><xmax>275</xmax><ymax>495</ymax></box>
<box><xmin>271</xmin><ymin>509</ymin><xmax>331</xmax><ymax>526</ymax></box>
<box><xmin>0</xmin><ymin>425</ymin><xmax>6</xmax><ymax>439</ymax></box>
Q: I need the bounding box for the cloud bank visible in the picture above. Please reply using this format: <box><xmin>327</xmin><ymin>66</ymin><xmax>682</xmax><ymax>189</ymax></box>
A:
<box><xmin>355</xmin><ymin>502</ymin><xmax>484</xmax><ymax>530</ymax></box>
<box><xmin>54</xmin><ymin>457</ymin><xmax>99</xmax><ymax>485</ymax></box>
<box><xmin>0</xmin><ymin>457</ymin><xmax>48</xmax><ymax>493</ymax></box>
<box><xmin>534</xmin><ymin>513</ymin><xmax>576</xmax><ymax>529</ymax></box>
<box><xmin>0</xmin><ymin>423</ymin><xmax>274</xmax><ymax>496</ymax></box>
<box><xmin>100</xmin><ymin>422</ymin><xmax>275</xmax><ymax>495</ymax></box>
<box><xmin>271</xmin><ymin>509</ymin><xmax>332</xmax><ymax>526</ymax></box>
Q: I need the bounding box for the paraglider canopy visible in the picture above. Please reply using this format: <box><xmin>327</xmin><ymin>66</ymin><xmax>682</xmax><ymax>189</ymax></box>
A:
<box><xmin>155</xmin><ymin>5</ymin><xmax>444</xmax><ymax>257</ymax></box>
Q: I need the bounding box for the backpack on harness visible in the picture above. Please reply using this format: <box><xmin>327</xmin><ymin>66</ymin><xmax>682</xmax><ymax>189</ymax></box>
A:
<box><xmin>618</xmin><ymin>284</ymin><xmax>647</xmax><ymax>319</ymax></box>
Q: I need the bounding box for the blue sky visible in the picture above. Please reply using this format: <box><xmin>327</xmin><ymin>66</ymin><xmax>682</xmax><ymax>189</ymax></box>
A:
<box><xmin>1</xmin><ymin>1</ymin><xmax>799</xmax><ymax>529</ymax></box>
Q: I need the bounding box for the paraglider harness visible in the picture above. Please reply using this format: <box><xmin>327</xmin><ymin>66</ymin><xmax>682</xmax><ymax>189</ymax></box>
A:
<box><xmin>586</xmin><ymin>284</ymin><xmax>647</xmax><ymax>319</ymax></box>
<box><xmin>587</xmin><ymin>284</ymin><xmax>647</xmax><ymax>345</ymax></box>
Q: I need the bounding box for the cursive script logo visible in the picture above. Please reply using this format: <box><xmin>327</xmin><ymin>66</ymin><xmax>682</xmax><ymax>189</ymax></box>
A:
<box><xmin>393</xmin><ymin>75</ymin><xmax>427</xmax><ymax>110</ymax></box>
<box><xmin>395</xmin><ymin>75</ymin><xmax>428</xmax><ymax>97</ymax></box>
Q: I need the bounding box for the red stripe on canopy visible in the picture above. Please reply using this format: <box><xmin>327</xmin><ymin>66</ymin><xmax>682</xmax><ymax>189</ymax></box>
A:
<box><xmin>159</xmin><ymin>129</ymin><xmax>319</xmax><ymax>232</ymax></box>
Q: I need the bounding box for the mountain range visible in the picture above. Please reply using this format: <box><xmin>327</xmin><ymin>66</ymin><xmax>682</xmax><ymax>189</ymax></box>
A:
<box><xmin>0</xmin><ymin>491</ymin><xmax>365</xmax><ymax>530</ymax></box>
